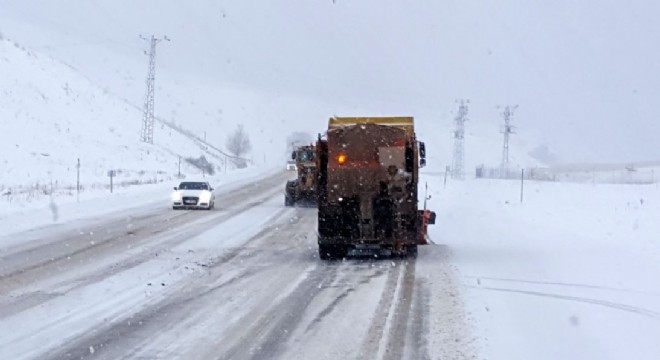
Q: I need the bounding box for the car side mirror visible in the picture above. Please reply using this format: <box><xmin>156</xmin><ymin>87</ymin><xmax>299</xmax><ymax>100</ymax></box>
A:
<box><xmin>173</xmin><ymin>187</ymin><xmax>178</xmax><ymax>190</ymax></box>
<box><xmin>210</xmin><ymin>188</ymin><xmax>214</xmax><ymax>191</ymax></box>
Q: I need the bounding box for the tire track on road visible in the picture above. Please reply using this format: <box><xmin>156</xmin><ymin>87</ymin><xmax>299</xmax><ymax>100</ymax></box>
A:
<box><xmin>407</xmin><ymin>278</ymin><xmax>432</xmax><ymax>360</ymax></box>
<box><xmin>382</xmin><ymin>260</ymin><xmax>416</xmax><ymax>360</ymax></box>
<box><xmin>356</xmin><ymin>260</ymin><xmax>406</xmax><ymax>360</ymax></box>
<box><xmin>0</xmin><ymin>173</ymin><xmax>288</xmax><ymax>299</ymax></box>
<box><xmin>40</xmin><ymin>207</ymin><xmax>313</xmax><ymax>360</ymax></box>
<box><xmin>0</xmin><ymin>172</ymin><xmax>288</xmax><ymax>276</ymax></box>
<box><xmin>216</xmin><ymin>262</ymin><xmax>342</xmax><ymax>360</ymax></box>
<box><xmin>353</xmin><ymin>259</ymin><xmax>425</xmax><ymax>360</ymax></box>
<box><xmin>303</xmin><ymin>263</ymin><xmax>388</xmax><ymax>334</ymax></box>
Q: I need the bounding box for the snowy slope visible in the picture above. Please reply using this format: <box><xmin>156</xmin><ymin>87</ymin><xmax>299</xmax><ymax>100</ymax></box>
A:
<box><xmin>0</xmin><ymin>37</ymin><xmax>240</xmax><ymax>199</ymax></box>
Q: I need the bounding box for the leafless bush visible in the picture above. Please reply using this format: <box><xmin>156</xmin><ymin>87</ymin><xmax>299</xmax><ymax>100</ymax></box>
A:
<box><xmin>186</xmin><ymin>155</ymin><xmax>215</xmax><ymax>175</ymax></box>
<box><xmin>226</xmin><ymin>124</ymin><xmax>251</xmax><ymax>157</ymax></box>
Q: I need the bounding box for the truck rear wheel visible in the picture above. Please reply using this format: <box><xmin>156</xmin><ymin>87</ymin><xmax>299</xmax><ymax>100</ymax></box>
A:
<box><xmin>318</xmin><ymin>245</ymin><xmax>347</xmax><ymax>260</ymax></box>
<box><xmin>406</xmin><ymin>245</ymin><xmax>418</xmax><ymax>258</ymax></box>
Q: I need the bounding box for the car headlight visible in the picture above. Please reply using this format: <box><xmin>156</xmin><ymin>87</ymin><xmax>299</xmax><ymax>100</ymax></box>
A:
<box><xmin>171</xmin><ymin>192</ymin><xmax>182</xmax><ymax>202</ymax></box>
<box><xmin>199</xmin><ymin>191</ymin><xmax>212</xmax><ymax>202</ymax></box>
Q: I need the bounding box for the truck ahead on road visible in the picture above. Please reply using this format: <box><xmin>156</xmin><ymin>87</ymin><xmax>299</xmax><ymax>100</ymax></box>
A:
<box><xmin>284</xmin><ymin>144</ymin><xmax>318</xmax><ymax>206</ymax></box>
<box><xmin>315</xmin><ymin>117</ymin><xmax>435</xmax><ymax>259</ymax></box>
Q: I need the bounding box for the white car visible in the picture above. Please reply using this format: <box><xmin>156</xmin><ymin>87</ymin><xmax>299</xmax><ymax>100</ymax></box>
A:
<box><xmin>172</xmin><ymin>181</ymin><xmax>215</xmax><ymax>210</ymax></box>
<box><xmin>286</xmin><ymin>160</ymin><xmax>297</xmax><ymax>171</ymax></box>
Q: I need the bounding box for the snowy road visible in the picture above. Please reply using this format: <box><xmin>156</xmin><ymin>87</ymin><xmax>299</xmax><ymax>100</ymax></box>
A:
<box><xmin>0</xmin><ymin>172</ymin><xmax>475</xmax><ymax>360</ymax></box>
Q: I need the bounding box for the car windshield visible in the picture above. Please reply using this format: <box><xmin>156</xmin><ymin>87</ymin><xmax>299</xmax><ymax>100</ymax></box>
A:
<box><xmin>296</xmin><ymin>150</ymin><xmax>315</xmax><ymax>162</ymax></box>
<box><xmin>178</xmin><ymin>182</ymin><xmax>208</xmax><ymax>190</ymax></box>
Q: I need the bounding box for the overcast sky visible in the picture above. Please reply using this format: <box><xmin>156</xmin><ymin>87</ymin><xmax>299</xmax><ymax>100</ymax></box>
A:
<box><xmin>1</xmin><ymin>0</ymin><xmax>659</xmax><ymax>164</ymax></box>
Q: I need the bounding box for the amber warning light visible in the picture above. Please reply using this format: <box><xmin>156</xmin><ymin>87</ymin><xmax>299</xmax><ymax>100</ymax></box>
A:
<box><xmin>337</xmin><ymin>154</ymin><xmax>347</xmax><ymax>164</ymax></box>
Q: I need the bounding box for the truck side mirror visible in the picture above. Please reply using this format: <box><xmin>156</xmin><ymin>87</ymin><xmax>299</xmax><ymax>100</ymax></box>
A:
<box><xmin>428</xmin><ymin>211</ymin><xmax>436</xmax><ymax>225</ymax></box>
<box><xmin>291</xmin><ymin>151</ymin><xmax>296</xmax><ymax>160</ymax></box>
<box><xmin>420</xmin><ymin>158</ymin><xmax>426</xmax><ymax>168</ymax></box>
<box><xmin>419</xmin><ymin>142</ymin><xmax>426</xmax><ymax>158</ymax></box>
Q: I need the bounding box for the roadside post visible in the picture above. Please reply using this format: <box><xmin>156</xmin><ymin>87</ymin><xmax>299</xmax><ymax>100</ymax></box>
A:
<box><xmin>107</xmin><ymin>170</ymin><xmax>116</xmax><ymax>193</ymax></box>
<box><xmin>76</xmin><ymin>158</ymin><xmax>80</xmax><ymax>202</ymax></box>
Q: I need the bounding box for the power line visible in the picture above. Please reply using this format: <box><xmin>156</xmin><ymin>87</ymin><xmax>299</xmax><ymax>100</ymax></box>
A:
<box><xmin>140</xmin><ymin>34</ymin><xmax>170</xmax><ymax>144</ymax></box>
<box><xmin>451</xmin><ymin>99</ymin><xmax>469</xmax><ymax>180</ymax></box>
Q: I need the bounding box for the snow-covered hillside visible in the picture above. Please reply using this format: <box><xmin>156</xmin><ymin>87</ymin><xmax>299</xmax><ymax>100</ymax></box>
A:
<box><xmin>0</xmin><ymin>37</ymin><xmax>241</xmax><ymax>199</ymax></box>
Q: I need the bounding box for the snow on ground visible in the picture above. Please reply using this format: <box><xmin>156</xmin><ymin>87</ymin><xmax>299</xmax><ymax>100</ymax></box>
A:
<box><xmin>425</xmin><ymin>174</ymin><xmax>660</xmax><ymax>360</ymax></box>
<box><xmin>0</xmin><ymin>165</ymin><xmax>280</xmax><ymax>243</ymax></box>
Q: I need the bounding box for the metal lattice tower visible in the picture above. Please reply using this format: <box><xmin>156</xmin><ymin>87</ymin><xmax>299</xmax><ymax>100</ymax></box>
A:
<box><xmin>451</xmin><ymin>100</ymin><xmax>469</xmax><ymax>180</ymax></box>
<box><xmin>500</xmin><ymin>105</ymin><xmax>517</xmax><ymax>177</ymax></box>
<box><xmin>140</xmin><ymin>35</ymin><xmax>169</xmax><ymax>144</ymax></box>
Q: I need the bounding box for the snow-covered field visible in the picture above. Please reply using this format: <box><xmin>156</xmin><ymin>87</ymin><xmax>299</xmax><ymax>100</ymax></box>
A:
<box><xmin>428</xmin><ymin>176</ymin><xmax>660</xmax><ymax>359</ymax></box>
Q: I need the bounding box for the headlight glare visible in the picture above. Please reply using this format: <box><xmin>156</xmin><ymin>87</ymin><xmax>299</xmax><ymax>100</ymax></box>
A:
<box><xmin>199</xmin><ymin>191</ymin><xmax>211</xmax><ymax>202</ymax></box>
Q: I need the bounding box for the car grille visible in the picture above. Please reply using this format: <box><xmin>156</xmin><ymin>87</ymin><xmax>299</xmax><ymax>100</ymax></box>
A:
<box><xmin>182</xmin><ymin>196</ymin><xmax>199</xmax><ymax>205</ymax></box>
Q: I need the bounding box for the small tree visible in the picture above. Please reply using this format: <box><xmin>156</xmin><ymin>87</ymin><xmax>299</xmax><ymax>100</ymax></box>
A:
<box><xmin>226</xmin><ymin>124</ymin><xmax>251</xmax><ymax>157</ymax></box>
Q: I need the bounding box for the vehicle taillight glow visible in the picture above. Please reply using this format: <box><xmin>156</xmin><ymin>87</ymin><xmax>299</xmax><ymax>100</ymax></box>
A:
<box><xmin>337</xmin><ymin>154</ymin><xmax>347</xmax><ymax>164</ymax></box>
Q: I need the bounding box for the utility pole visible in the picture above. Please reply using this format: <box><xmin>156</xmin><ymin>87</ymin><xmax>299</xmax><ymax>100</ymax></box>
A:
<box><xmin>451</xmin><ymin>100</ymin><xmax>469</xmax><ymax>180</ymax></box>
<box><xmin>140</xmin><ymin>34</ymin><xmax>170</xmax><ymax>144</ymax></box>
<box><xmin>500</xmin><ymin>105</ymin><xmax>518</xmax><ymax>178</ymax></box>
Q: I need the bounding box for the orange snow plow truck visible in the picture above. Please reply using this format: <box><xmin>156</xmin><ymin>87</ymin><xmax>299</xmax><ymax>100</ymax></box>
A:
<box><xmin>315</xmin><ymin>117</ymin><xmax>436</xmax><ymax>260</ymax></box>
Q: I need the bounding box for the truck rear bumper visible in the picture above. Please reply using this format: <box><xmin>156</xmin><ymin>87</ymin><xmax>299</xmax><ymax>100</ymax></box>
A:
<box><xmin>317</xmin><ymin>236</ymin><xmax>416</xmax><ymax>247</ymax></box>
